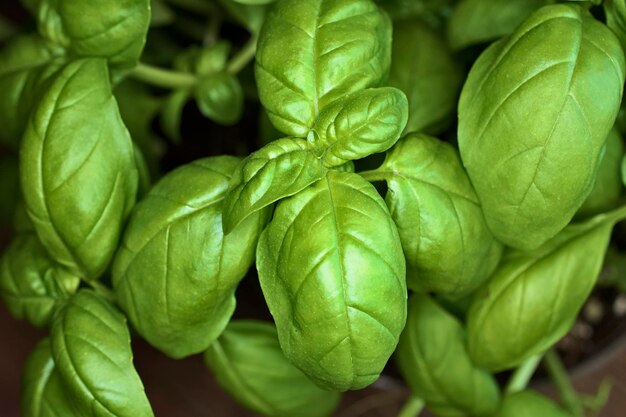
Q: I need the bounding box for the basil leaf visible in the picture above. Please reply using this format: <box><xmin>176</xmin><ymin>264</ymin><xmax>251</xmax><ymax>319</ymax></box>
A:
<box><xmin>20</xmin><ymin>59</ymin><xmax>138</xmax><ymax>279</ymax></box>
<box><xmin>576</xmin><ymin>128</ymin><xmax>625</xmax><ymax>218</ymax></box>
<box><xmin>21</xmin><ymin>339</ymin><xmax>81</xmax><ymax>417</ymax></box>
<box><xmin>0</xmin><ymin>234</ymin><xmax>79</xmax><ymax>328</ymax></box>
<box><xmin>447</xmin><ymin>0</ymin><xmax>548</xmax><ymax>51</ymax></box>
<box><xmin>205</xmin><ymin>320</ymin><xmax>341</xmax><ymax>417</ymax></box>
<box><xmin>255</xmin><ymin>0</ymin><xmax>392</xmax><ymax>137</ymax></box>
<box><xmin>396</xmin><ymin>295</ymin><xmax>500</xmax><ymax>417</ymax></box>
<box><xmin>494</xmin><ymin>391</ymin><xmax>573</xmax><ymax>417</ymax></box>
<box><xmin>50</xmin><ymin>290</ymin><xmax>153</xmax><ymax>417</ymax></box>
<box><xmin>257</xmin><ymin>171</ymin><xmax>406</xmax><ymax>391</ymax></box>
<box><xmin>36</xmin><ymin>0</ymin><xmax>150</xmax><ymax>70</ymax></box>
<box><xmin>218</xmin><ymin>0</ymin><xmax>271</xmax><ymax>36</ymax></box>
<box><xmin>222</xmin><ymin>138</ymin><xmax>326</xmax><ymax>233</ymax></box>
<box><xmin>369</xmin><ymin>134</ymin><xmax>502</xmax><ymax>299</ymax></box>
<box><xmin>196</xmin><ymin>72</ymin><xmax>244</xmax><ymax>125</ymax></box>
<box><xmin>467</xmin><ymin>209</ymin><xmax>625</xmax><ymax>371</ymax></box>
<box><xmin>160</xmin><ymin>87</ymin><xmax>192</xmax><ymax>144</ymax></box>
<box><xmin>376</xmin><ymin>0</ymin><xmax>456</xmax><ymax>28</ymax></box>
<box><xmin>112</xmin><ymin>156</ymin><xmax>268</xmax><ymax>359</ymax></box>
<box><xmin>606</xmin><ymin>0</ymin><xmax>626</xmax><ymax>52</ymax></box>
<box><xmin>388</xmin><ymin>19</ymin><xmax>462</xmax><ymax>135</ymax></box>
<box><xmin>458</xmin><ymin>4</ymin><xmax>626</xmax><ymax>250</ymax></box>
<box><xmin>310</xmin><ymin>87</ymin><xmax>408</xmax><ymax>167</ymax></box>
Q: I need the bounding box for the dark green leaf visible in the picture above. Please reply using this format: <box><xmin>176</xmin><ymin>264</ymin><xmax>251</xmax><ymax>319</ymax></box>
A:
<box><xmin>160</xmin><ymin>88</ymin><xmax>192</xmax><ymax>144</ymax></box>
<box><xmin>196</xmin><ymin>72</ymin><xmax>244</xmax><ymax>125</ymax></box>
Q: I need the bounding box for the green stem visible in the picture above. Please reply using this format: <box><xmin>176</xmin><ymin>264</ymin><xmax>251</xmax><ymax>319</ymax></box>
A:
<box><xmin>131</xmin><ymin>63</ymin><xmax>197</xmax><ymax>89</ymax></box>
<box><xmin>544</xmin><ymin>350</ymin><xmax>584</xmax><ymax>417</ymax></box>
<box><xmin>505</xmin><ymin>354</ymin><xmax>543</xmax><ymax>394</ymax></box>
<box><xmin>86</xmin><ymin>280</ymin><xmax>117</xmax><ymax>304</ymax></box>
<box><xmin>227</xmin><ymin>37</ymin><xmax>258</xmax><ymax>74</ymax></box>
<box><xmin>397</xmin><ymin>397</ymin><xmax>425</xmax><ymax>417</ymax></box>
<box><xmin>358</xmin><ymin>170</ymin><xmax>390</xmax><ymax>183</ymax></box>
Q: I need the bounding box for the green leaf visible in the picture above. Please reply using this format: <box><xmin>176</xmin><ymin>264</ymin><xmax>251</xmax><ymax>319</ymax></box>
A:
<box><xmin>255</xmin><ymin>0</ymin><xmax>392</xmax><ymax>137</ymax></box>
<box><xmin>36</xmin><ymin>0</ymin><xmax>151</xmax><ymax>70</ymax></box>
<box><xmin>218</xmin><ymin>0</ymin><xmax>271</xmax><ymax>35</ymax></box>
<box><xmin>494</xmin><ymin>391</ymin><xmax>573</xmax><ymax>417</ymax></box>
<box><xmin>467</xmin><ymin>209</ymin><xmax>626</xmax><ymax>371</ymax></box>
<box><xmin>205</xmin><ymin>320</ymin><xmax>342</xmax><ymax>417</ymax></box>
<box><xmin>458</xmin><ymin>4</ymin><xmax>626</xmax><ymax>250</ymax></box>
<box><xmin>112</xmin><ymin>156</ymin><xmax>268</xmax><ymax>359</ymax></box>
<box><xmin>257</xmin><ymin>171</ymin><xmax>406</xmax><ymax>391</ymax></box>
<box><xmin>388</xmin><ymin>19</ymin><xmax>463</xmax><ymax>135</ymax></box>
<box><xmin>20</xmin><ymin>59</ymin><xmax>138</xmax><ymax>279</ymax></box>
<box><xmin>222</xmin><ymin>138</ymin><xmax>326</xmax><ymax>233</ymax></box>
<box><xmin>50</xmin><ymin>290</ymin><xmax>153</xmax><ymax>417</ymax></box>
<box><xmin>21</xmin><ymin>339</ymin><xmax>81</xmax><ymax>417</ymax></box>
<box><xmin>150</xmin><ymin>0</ymin><xmax>175</xmax><ymax>27</ymax></box>
<box><xmin>606</xmin><ymin>0</ymin><xmax>626</xmax><ymax>53</ymax></box>
<box><xmin>160</xmin><ymin>87</ymin><xmax>192</xmax><ymax>143</ymax></box>
<box><xmin>396</xmin><ymin>295</ymin><xmax>501</xmax><ymax>417</ymax></box>
<box><xmin>310</xmin><ymin>87</ymin><xmax>408</xmax><ymax>167</ymax></box>
<box><xmin>0</xmin><ymin>234</ymin><xmax>79</xmax><ymax>328</ymax></box>
<box><xmin>368</xmin><ymin>133</ymin><xmax>502</xmax><ymax>299</ymax></box>
<box><xmin>447</xmin><ymin>0</ymin><xmax>549</xmax><ymax>51</ymax></box>
<box><xmin>196</xmin><ymin>72</ymin><xmax>244</xmax><ymax>125</ymax></box>
<box><xmin>576</xmin><ymin>128</ymin><xmax>625</xmax><ymax>218</ymax></box>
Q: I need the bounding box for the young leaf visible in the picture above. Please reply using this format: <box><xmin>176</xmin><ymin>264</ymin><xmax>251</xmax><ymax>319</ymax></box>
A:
<box><xmin>112</xmin><ymin>156</ymin><xmax>268</xmax><ymax>359</ymax></box>
<box><xmin>20</xmin><ymin>59</ymin><xmax>138</xmax><ymax>279</ymax></box>
<box><xmin>0</xmin><ymin>234</ymin><xmax>79</xmax><ymax>328</ymax></box>
<box><xmin>388</xmin><ymin>19</ymin><xmax>462</xmax><ymax>135</ymax></box>
<box><xmin>196</xmin><ymin>72</ymin><xmax>244</xmax><ymax>125</ymax></box>
<box><xmin>36</xmin><ymin>0</ymin><xmax>151</xmax><ymax>70</ymax></box>
<box><xmin>222</xmin><ymin>138</ymin><xmax>326</xmax><ymax>233</ymax></box>
<box><xmin>310</xmin><ymin>88</ymin><xmax>408</xmax><ymax>167</ymax></box>
<box><xmin>21</xmin><ymin>339</ymin><xmax>81</xmax><ymax>417</ymax></box>
<box><xmin>257</xmin><ymin>171</ymin><xmax>406</xmax><ymax>391</ymax></box>
<box><xmin>367</xmin><ymin>134</ymin><xmax>502</xmax><ymax>299</ymax></box>
<box><xmin>50</xmin><ymin>290</ymin><xmax>153</xmax><ymax>417</ymax></box>
<box><xmin>458</xmin><ymin>4</ymin><xmax>626</xmax><ymax>250</ymax></box>
<box><xmin>205</xmin><ymin>320</ymin><xmax>341</xmax><ymax>417</ymax></box>
<box><xmin>396</xmin><ymin>295</ymin><xmax>500</xmax><ymax>417</ymax></box>
<box><xmin>494</xmin><ymin>391</ymin><xmax>573</xmax><ymax>417</ymax></box>
<box><xmin>255</xmin><ymin>0</ymin><xmax>392</xmax><ymax>137</ymax></box>
<box><xmin>160</xmin><ymin>88</ymin><xmax>192</xmax><ymax>144</ymax></box>
<box><xmin>467</xmin><ymin>208</ymin><xmax>626</xmax><ymax>371</ymax></box>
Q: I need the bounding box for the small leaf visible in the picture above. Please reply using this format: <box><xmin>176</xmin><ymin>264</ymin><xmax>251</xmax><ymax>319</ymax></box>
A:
<box><xmin>160</xmin><ymin>88</ymin><xmax>192</xmax><ymax>144</ymax></box>
<box><xmin>205</xmin><ymin>320</ymin><xmax>341</xmax><ymax>417</ymax></box>
<box><xmin>222</xmin><ymin>138</ymin><xmax>326</xmax><ymax>233</ymax></box>
<box><xmin>310</xmin><ymin>88</ymin><xmax>408</xmax><ymax>167</ymax></box>
<box><xmin>51</xmin><ymin>290</ymin><xmax>153</xmax><ymax>417</ymax></box>
<box><xmin>494</xmin><ymin>391</ymin><xmax>573</xmax><ymax>417</ymax></box>
<box><xmin>196</xmin><ymin>72</ymin><xmax>244</xmax><ymax>125</ymax></box>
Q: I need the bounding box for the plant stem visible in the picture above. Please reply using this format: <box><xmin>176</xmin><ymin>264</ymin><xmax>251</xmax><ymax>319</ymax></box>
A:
<box><xmin>86</xmin><ymin>280</ymin><xmax>117</xmax><ymax>303</ymax></box>
<box><xmin>131</xmin><ymin>63</ymin><xmax>197</xmax><ymax>89</ymax></box>
<box><xmin>505</xmin><ymin>354</ymin><xmax>543</xmax><ymax>394</ymax></box>
<box><xmin>397</xmin><ymin>397</ymin><xmax>425</xmax><ymax>417</ymax></box>
<box><xmin>544</xmin><ymin>349</ymin><xmax>584</xmax><ymax>417</ymax></box>
<box><xmin>358</xmin><ymin>170</ymin><xmax>390</xmax><ymax>182</ymax></box>
<box><xmin>227</xmin><ymin>37</ymin><xmax>258</xmax><ymax>74</ymax></box>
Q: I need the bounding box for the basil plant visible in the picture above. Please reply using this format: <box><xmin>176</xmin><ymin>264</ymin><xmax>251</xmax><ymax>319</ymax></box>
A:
<box><xmin>1</xmin><ymin>0</ymin><xmax>625</xmax><ymax>416</ymax></box>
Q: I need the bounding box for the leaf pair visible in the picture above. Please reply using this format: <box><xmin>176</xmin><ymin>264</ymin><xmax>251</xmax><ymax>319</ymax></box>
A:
<box><xmin>22</xmin><ymin>290</ymin><xmax>153</xmax><ymax>417</ymax></box>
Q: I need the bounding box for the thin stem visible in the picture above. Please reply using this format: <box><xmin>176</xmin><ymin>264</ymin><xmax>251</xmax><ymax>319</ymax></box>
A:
<box><xmin>544</xmin><ymin>349</ymin><xmax>584</xmax><ymax>417</ymax></box>
<box><xmin>397</xmin><ymin>397</ymin><xmax>425</xmax><ymax>417</ymax></box>
<box><xmin>86</xmin><ymin>280</ymin><xmax>117</xmax><ymax>304</ymax></box>
<box><xmin>505</xmin><ymin>354</ymin><xmax>543</xmax><ymax>394</ymax></box>
<box><xmin>131</xmin><ymin>63</ymin><xmax>197</xmax><ymax>89</ymax></box>
<box><xmin>227</xmin><ymin>37</ymin><xmax>258</xmax><ymax>74</ymax></box>
<box><xmin>358</xmin><ymin>170</ymin><xmax>390</xmax><ymax>183</ymax></box>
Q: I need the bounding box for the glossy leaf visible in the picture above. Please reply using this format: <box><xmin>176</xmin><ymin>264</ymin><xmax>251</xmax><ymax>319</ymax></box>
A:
<box><xmin>113</xmin><ymin>156</ymin><xmax>268</xmax><ymax>358</ymax></box>
<box><xmin>369</xmin><ymin>134</ymin><xmax>502</xmax><ymax>298</ymax></box>
<box><xmin>447</xmin><ymin>0</ymin><xmax>548</xmax><ymax>51</ymax></box>
<box><xmin>0</xmin><ymin>234</ymin><xmax>79</xmax><ymax>328</ymax></box>
<box><xmin>396</xmin><ymin>295</ymin><xmax>500</xmax><ymax>417</ymax></box>
<box><xmin>576</xmin><ymin>128</ymin><xmax>624</xmax><ymax>218</ymax></box>
<box><xmin>467</xmin><ymin>209</ymin><xmax>626</xmax><ymax>371</ymax></box>
<box><xmin>257</xmin><ymin>171</ymin><xmax>406</xmax><ymax>391</ymax></box>
<box><xmin>310</xmin><ymin>88</ymin><xmax>408</xmax><ymax>167</ymax></box>
<box><xmin>37</xmin><ymin>0</ymin><xmax>151</xmax><ymax>69</ymax></box>
<box><xmin>222</xmin><ymin>138</ymin><xmax>326</xmax><ymax>233</ymax></box>
<box><xmin>196</xmin><ymin>72</ymin><xmax>244</xmax><ymax>125</ymax></box>
<box><xmin>458</xmin><ymin>4</ymin><xmax>626</xmax><ymax>250</ymax></box>
<box><xmin>205</xmin><ymin>320</ymin><xmax>341</xmax><ymax>417</ymax></box>
<box><xmin>255</xmin><ymin>0</ymin><xmax>392</xmax><ymax>137</ymax></box>
<box><xmin>494</xmin><ymin>391</ymin><xmax>573</xmax><ymax>417</ymax></box>
<box><xmin>21</xmin><ymin>339</ymin><xmax>81</xmax><ymax>417</ymax></box>
<box><xmin>606</xmin><ymin>0</ymin><xmax>626</xmax><ymax>52</ymax></box>
<box><xmin>50</xmin><ymin>290</ymin><xmax>153</xmax><ymax>417</ymax></box>
<box><xmin>388</xmin><ymin>19</ymin><xmax>462</xmax><ymax>135</ymax></box>
<box><xmin>20</xmin><ymin>59</ymin><xmax>138</xmax><ymax>279</ymax></box>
